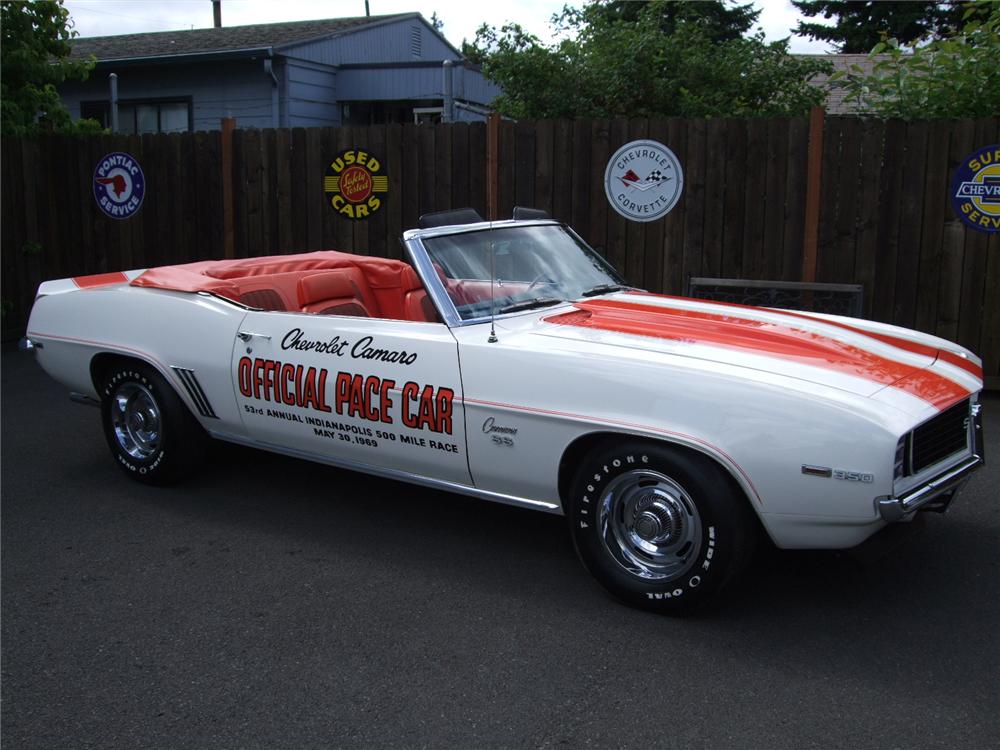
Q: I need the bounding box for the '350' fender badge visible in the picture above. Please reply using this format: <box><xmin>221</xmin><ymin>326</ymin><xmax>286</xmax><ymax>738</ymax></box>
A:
<box><xmin>324</xmin><ymin>148</ymin><xmax>388</xmax><ymax>220</ymax></box>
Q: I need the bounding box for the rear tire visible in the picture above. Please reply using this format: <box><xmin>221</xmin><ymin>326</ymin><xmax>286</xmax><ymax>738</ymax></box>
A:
<box><xmin>567</xmin><ymin>440</ymin><xmax>756</xmax><ymax>614</ymax></box>
<box><xmin>100</xmin><ymin>361</ymin><xmax>207</xmax><ymax>485</ymax></box>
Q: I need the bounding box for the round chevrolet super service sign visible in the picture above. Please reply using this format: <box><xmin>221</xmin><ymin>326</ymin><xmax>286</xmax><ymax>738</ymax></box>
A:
<box><xmin>93</xmin><ymin>152</ymin><xmax>145</xmax><ymax>219</ymax></box>
<box><xmin>604</xmin><ymin>140</ymin><xmax>683</xmax><ymax>222</ymax></box>
<box><xmin>951</xmin><ymin>144</ymin><xmax>1000</xmax><ymax>234</ymax></box>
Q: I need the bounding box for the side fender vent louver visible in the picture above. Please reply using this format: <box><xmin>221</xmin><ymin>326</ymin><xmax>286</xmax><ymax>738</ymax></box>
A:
<box><xmin>171</xmin><ymin>367</ymin><xmax>218</xmax><ymax>419</ymax></box>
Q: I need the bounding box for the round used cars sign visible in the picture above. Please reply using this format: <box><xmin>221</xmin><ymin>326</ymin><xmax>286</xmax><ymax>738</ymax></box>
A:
<box><xmin>604</xmin><ymin>139</ymin><xmax>683</xmax><ymax>223</ymax></box>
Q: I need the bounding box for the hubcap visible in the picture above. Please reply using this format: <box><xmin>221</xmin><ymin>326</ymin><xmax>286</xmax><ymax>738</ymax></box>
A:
<box><xmin>110</xmin><ymin>382</ymin><xmax>162</xmax><ymax>460</ymax></box>
<box><xmin>598</xmin><ymin>469</ymin><xmax>702</xmax><ymax>581</ymax></box>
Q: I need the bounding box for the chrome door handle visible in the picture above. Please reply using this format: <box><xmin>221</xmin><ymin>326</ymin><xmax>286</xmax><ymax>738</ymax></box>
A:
<box><xmin>237</xmin><ymin>331</ymin><xmax>271</xmax><ymax>342</ymax></box>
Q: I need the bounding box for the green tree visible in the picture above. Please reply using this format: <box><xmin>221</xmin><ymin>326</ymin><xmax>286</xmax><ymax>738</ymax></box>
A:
<box><xmin>579</xmin><ymin>0</ymin><xmax>760</xmax><ymax>43</ymax></box>
<box><xmin>792</xmin><ymin>1</ymin><xmax>966</xmax><ymax>53</ymax></box>
<box><xmin>471</xmin><ymin>0</ymin><xmax>831</xmax><ymax>119</ymax></box>
<box><xmin>830</xmin><ymin>1</ymin><xmax>1000</xmax><ymax>117</ymax></box>
<box><xmin>1</xmin><ymin>0</ymin><xmax>95</xmax><ymax>134</ymax></box>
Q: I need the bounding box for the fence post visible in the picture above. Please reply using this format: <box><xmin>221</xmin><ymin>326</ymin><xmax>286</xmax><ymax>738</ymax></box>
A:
<box><xmin>486</xmin><ymin>111</ymin><xmax>500</xmax><ymax>220</ymax></box>
<box><xmin>221</xmin><ymin>117</ymin><xmax>235</xmax><ymax>259</ymax></box>
<box><xmin>801</xmin><ymin>106</ymin><xmax>825</xmax><ymax>283</ymax></box>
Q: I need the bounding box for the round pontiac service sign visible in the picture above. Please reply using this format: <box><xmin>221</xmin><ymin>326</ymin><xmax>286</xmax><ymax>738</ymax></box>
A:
<box><xmin>604</xmin><ymin>139</ymin><xmax>684</xmax><ymax>222</ymax></box>
<box><xmin>93</xmin><ymin>151</ymin><xmax>145</xmax><ymax>219</ymax></box>
<box><xmin>951</xmin><ymin>144</ymin><xmax>1000</xmax><ymax>234</ymax></box>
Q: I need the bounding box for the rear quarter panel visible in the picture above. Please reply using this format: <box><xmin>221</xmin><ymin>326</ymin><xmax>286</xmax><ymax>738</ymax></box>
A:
<box><xmin>27</xmin><ymin>284</ymin><xmax>248</xmax><ymax>435</ymax></box>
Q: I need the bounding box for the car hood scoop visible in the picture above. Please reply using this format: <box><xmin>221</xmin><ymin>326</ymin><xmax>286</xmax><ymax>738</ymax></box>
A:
<box><xmin>537</xmin><ymin>294</ymin><xmax>945</xmax><ymax>400</ymax></box>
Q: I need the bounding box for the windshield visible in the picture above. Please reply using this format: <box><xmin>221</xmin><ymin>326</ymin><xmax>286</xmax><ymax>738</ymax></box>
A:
<box><xmin>421</xmin><ymin>225</ymin><xmax>625</xmax><ymax>321</ymax></box>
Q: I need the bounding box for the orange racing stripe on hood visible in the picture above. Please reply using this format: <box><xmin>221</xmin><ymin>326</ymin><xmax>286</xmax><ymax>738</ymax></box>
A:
<box><xmin>625</xmin><ymin>291</ymin><xmax>982</xmax><ymax>380</ymax></box>
<box><xmin>544</xmin><ymin>298</ymin><xmax>971</xmax><ymax>409</ymax></box>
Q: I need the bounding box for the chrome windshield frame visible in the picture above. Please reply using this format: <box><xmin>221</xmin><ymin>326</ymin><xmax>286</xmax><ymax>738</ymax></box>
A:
<box><xmin>401</xmin><ymin>219</ymin><xmax>625</xmax><ymax>329</ymax></box>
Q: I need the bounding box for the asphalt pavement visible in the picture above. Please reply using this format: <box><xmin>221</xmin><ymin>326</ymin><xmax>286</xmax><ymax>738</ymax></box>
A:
<box><xmin>3</xmin><ymin>344</ymin><xmax>999</xmax><ymax>749</ymax></box>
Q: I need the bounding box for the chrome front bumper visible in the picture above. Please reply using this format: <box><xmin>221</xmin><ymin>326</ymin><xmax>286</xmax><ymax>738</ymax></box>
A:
<box><xmin>877</xmin><ymin>404</ymin><xmax>984</xmax><ymax>522</ymax></box>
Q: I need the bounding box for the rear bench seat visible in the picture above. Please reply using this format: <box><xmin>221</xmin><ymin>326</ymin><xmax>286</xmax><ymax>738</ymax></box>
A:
<box><xmin>297</xmin><ymin>267</ymin><xmax>380</xmax><ymax>317</ymax></box>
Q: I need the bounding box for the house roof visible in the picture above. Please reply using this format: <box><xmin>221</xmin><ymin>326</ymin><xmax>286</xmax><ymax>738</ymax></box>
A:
<box><xmin>69</xmin><ymin>14</ymin><xmax>417</xmax><ymax>62</ymax></box>
<box><xmin>799</xmin><ymin>53</ymin><xmax>892</xmax><ymax>114</ymax></box>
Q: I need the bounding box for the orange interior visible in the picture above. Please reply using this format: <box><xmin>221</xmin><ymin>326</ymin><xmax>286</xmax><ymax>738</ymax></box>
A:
<box><xmin>131</xmin><ymin>251</ymin><xmax>441</xmax><ymax>323</ymax></box>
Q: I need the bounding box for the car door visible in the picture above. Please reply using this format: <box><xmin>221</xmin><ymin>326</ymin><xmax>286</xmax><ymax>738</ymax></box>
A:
<box><xmin>230</xmin><ymin>311</ymin><xmax>470</xmax><ymax>485</ymax></box>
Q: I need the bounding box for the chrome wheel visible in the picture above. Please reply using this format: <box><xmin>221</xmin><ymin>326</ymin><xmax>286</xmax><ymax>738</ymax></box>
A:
<box><xmin>110</xmin><ymin>382</ymin><xmax>162</xmax><ymax>460</ymax></box>
<box><xmin>598</xmin><ymin>469</ymin><xmax>703</xmax><ymax>581</ymax></box>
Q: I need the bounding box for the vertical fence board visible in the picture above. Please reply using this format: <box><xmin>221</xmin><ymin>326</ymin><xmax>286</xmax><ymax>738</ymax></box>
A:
<box><xmin>625</xmin><ymin>119</ymin><xmax>649</xmax><ymax>287</ymax></box>
<box><xmin>893</xmin><ymin>121</ymin><xmax>929</xmax><ymax>327</ymax></box>
<box><xmin>815</xmin><ymin>117</ymin><xmax>842</xmax><ymax>283</ymax></box>
<box><xmin>741</xmin><ymin>118</ymin><xmax>768</xmax><ymax>279</ymax></box>
<box><xmin>606</xmin><ymin>119</ymin><xmax>630</xmax><ymax>278</ymax></box>
<box><xmin>450</xmin><ymin>122</ymin><xmax>470</xmax><ymax>212</ymax></box>
<box><xmin>914</xmin><ymin>120</ymin><xmax>951</xmax><ymax>332</ymax></box>
<box><xmin>535</xmin><ymin>120</ymin><xmax>555</xmax><ymax>216</ymax></box>
<box><xmin>588</xmin><ymin>120</ymin><xmax>610</xmax><ymax>259</ymax></box>
<box><xmin>366</xmin><ymin>124</ymin><xmax>387</xmax><ymax>257</ymax></box>
<box><xmin>417</xmin><ymin>125</ymin><xmax>436</xmax><ymax>220</ymax></box>
<box><xmin>385</xmin><ymin>123</ymin><xmax>404</xmax><ymax>258</ymax></box>
<box><xmin>645</xmin><ymin>119</ymin><xmax>670</xmax><ymax>292</ymax></box>
<box><xmin>721</xmin><ymin>120</ymin><xmax>746</xmax><ymax>278</ymax></box>
<box><xmin>400</xmin><ymin>124</ymin><xmax>420</xmax><ymax>239</ymax></box>
<box><xmin>497</xmin><ymin>120</ymin><xmax>515</xmax><ymax>219</ymax></box>
<box><xmin>333</xmin><ymin>126</ymin><xmax>354</xmax><ymax>251</ymax></box>
<box><xmin>853</xmin><ymin>120</ymin><xmax>884</xmax><ymax>315</ymax></box>
<box><xmin>468</xmin><ymin>122</ymin><xmax>487</xmax><ymax>221</ymax></box>
<box><xmin>514</xmin><ymin>120</ymin><xmax>536</xmax><ymax>212</ymax></box>
<box><xmin>701</xmin><ymin>119</ymin><xmax>727</xmax><ymax>280</ymax></box>
<box><xmin>872</xmin><ymin>119</ymin><xmax>906</xmax><ymax>323</ymax></box>
<box><xmin>552</xmin><ymin>120</ymin><xmax>573</xmax><ymax>223</ymax></box>
<box><xmin>571</xmin><ymin>119</ymin><xmax>592</xmax><ymax>240</ymax></box>
<box><xmin>781</xmin><ymin>118</ymin><xmax>809</xmax><ymax>282</ymax></box>
<box><xmin>762</xmin><ymin>120</ymin><xmax>788</xmax><ymax>280</ymax></box>
<box><xmin>680</xmin><ymin>119</ymin><xmax>708</xmax><ymax>294</ymax></box>
<box><xmin>663</xmin><ymin>118</ymin><xmax>689</xmax><ymax>294</ymax></box>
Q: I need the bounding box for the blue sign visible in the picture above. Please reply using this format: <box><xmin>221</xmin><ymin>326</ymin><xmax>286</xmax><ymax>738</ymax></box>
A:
<box><xmin>93</xmin><ymin>151</ymin><xmax>145</xmax><ymax>220</ymax></box>
<box><xmin>951</xmin><ymin>144</ymin><xmax>1000</xmax><ymax>234</ymax></box>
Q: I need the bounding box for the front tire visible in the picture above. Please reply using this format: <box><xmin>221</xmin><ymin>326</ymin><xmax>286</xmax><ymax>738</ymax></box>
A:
<box><xmin>101</xmin><ymin>362</ymin><xmax>206</xmax><ymax>485</ymax></box>
<box><xmin>567</xmin><ymin>440</ymin><xmax>755</xmax><ymax>614</ymax></box>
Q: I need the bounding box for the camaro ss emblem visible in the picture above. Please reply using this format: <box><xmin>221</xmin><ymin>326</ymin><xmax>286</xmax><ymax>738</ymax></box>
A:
<box><xmin>483</xmin><ymin>416</ymin><xmax>517</xmax><ymax>447</ymax></box>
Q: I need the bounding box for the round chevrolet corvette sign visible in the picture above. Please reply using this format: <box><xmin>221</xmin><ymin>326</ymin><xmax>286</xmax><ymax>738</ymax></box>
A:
<box><xmin>951</xmin><ymin>144</ymin><xmax>1000</xmax><ymax>234</ymax></box>
<box><xmin>604</xmin><ymin>140</ymin><xmax>683</xmax><ymax>222</ymax></box>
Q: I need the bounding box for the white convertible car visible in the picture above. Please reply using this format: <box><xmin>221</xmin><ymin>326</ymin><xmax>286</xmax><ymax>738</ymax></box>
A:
<box><xmin>22</xmin><ymin>209</ymin><xmax>985</xmax><ymax>612</ymax></box>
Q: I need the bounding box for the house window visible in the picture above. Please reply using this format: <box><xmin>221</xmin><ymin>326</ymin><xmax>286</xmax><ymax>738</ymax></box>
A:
<box><xmin>79</xmin><ymin>99</ymin><xmax>192</xmax><ymax>133</ymax></box>
<box><xmin>413</xmin><ymin>107</ymin><xmax>443</xmax><ymax>125</ymax></box>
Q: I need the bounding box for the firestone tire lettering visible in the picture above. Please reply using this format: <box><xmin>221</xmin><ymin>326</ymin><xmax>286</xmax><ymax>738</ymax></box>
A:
<box><xmin>567</xmin><ymin>440</ymin><xmax>756</xmax><ymax>615</ymax></box>
<box><xmin>100</xmin><ymin>362</ymin><xmax>207</xmax><ymax>486</ymax></box>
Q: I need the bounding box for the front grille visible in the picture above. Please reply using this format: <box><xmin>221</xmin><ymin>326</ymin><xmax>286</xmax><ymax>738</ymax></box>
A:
<box><xmin>909</xmin><ymin>399</ymin><xmax>970</xmax><ymax>474</ymax></box>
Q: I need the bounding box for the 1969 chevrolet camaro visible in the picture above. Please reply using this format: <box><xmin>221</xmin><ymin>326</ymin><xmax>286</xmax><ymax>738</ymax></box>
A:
<box><xmin>22</xmin><ymin>210</ymin><xmax>985</xmax><ymax>613</ymax></box>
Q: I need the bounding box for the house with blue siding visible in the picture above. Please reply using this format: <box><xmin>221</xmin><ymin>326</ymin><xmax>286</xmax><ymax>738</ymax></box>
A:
<box><xmin>59</xmin><ymin>13</ymin><xmax>500</xmax><ymax>133</ymax></box>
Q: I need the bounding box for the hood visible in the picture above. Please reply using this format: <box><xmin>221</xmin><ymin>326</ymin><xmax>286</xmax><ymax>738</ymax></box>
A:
<box><xmin>534</xmin><ymin>293</ymin><xmax>980</xmax><ymax>411</ymax></box>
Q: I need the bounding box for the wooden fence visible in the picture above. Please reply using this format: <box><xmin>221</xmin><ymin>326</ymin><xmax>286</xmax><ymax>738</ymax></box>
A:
<box><xmin>2</xmin><ymin>116</ymin><xmax>998</xmax><ymax>383</ymax></box>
